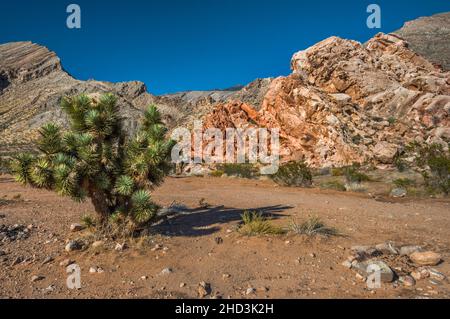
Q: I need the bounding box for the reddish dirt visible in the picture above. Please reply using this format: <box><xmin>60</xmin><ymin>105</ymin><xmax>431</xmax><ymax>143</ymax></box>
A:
<box><xmin>0</xmin><ymin>174</ymin><xmax>449</xmax><ymax>299</ymax></box>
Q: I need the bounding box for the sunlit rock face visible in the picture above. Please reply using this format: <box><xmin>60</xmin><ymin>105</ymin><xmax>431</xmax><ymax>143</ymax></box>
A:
<box><xmin>202</xmin><ymin>33</ymin><xmax>449</xmax><ymax>167</ymax></box>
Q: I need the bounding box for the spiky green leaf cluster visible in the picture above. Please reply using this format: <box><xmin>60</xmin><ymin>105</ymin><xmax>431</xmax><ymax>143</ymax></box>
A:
<box><xmin>10</xmin><ymin>94</ymin><xmax>173</xmax><ymax>225</ymax></box>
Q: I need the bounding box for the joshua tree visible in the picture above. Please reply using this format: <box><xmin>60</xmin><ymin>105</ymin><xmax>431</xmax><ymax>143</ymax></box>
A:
<box><xmin>11</xmin><ymin>94</ymin><xmax>173</xmax><ymax>225</ymax></box>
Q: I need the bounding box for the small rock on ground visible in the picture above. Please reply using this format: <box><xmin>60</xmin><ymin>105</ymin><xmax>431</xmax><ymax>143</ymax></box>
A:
<box><xmin>92</xmin><ymin>241</ymin><xmax>104</xmax><ymax>248</ymax></box>
<box><xmin>59</xmin><ymin>259</ymin><xmax>75</xmax><ymax>267</ymax></box>
<box><xmin>115</xmin><ymin>243</ymin><xmax>127</xmax><ymax>251</ymax></box>
<box><xmin>352</xmin><ymin>260</ymin><xmax>395</xmax><ymax>283</ymax></box>
<box><xmin>399</xmin><ymin>275</ymin><xmax>416</xmax><ymax>287</ymax></box>
<box><xmin>198</xmin><ymin>281</ymin><xmax>211</xmax><ymax>298</ymax></box>
<box><xmin>399</xmin><ymin>245</ymin><xmax>422</xmax><ymax>256</ymax></box>
<box><xmin>31</xmin><ymin>275</ymin><xmax>44</xmax><ymax>282</ymax></box>
<box><xmin>65</xmin><ymin>240</ymin><xmax>81</xmax><ymax>252</ymax></box>
<box><xmin>246</xmin><ymin>287</ymin><xmax>255</xmax><ymax>295</ymax></box>
<box><xmin>70</xmin><ymin>223</ymin><xmax>83</xmax><ymax>232</ymax></box>
<box><xmin>160</xmin><ymin>267</ymin><xmax>172</xmax><ymax>275</ymax></box>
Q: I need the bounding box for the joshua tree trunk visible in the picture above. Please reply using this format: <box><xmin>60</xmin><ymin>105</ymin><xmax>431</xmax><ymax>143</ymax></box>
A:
<box><xmin>88</xmin><ymin>186</ymin><xmax>111</xmax><ymax>223</ymax></box>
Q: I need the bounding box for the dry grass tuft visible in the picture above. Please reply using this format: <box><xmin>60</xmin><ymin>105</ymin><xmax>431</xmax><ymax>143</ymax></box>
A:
<box><xmin>239</xmin><ymin>211</ymin><xmax>285</xmax><ymax>236</ymax></box>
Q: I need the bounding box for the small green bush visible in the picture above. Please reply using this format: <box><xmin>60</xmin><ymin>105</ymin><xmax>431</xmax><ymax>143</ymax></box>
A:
<box><xmin>393</xmin><ymin>155</ymin><xmax>408</xmax><ymax>172</ymax></box>
<box><xmin>218</xmin><ymin>163</ymin><xmax>258</xmax><ymax>179</ymax></box>
<box><xmin>426</xmin><ymin>156</ymin><xmax>450</xmax><ymax>195</ymax></box>
<box><xmin>289</xmin><ymin>217</ymin><xmax>340</xmax><ymax>237</ymax></box>
<box><xmin>81</xmin><ymin>215</ymin><xmax>96</xmax><ymax>228</ymax></box>
<box><xmin>387</xmin><ymin>117</ymin><xmax>396</xmax><ymax>125</ymax></box>
<box><xmin>405</xmin><ymin>142</ymin><xmax>450</xmax><ymax>195</ymax></box>
<box><xmin>210</xmin><ymin>170</ymin><xmax>224</xmax><ymax>177</ymax></box>
<box><xmin>331</xmin><ymin>167</ymin><xmax>344</xmax><ymax>176</ymax></box>
<box><xmin>343</xmin><ymin>166</ymin><xmax>371</xmax><ymax>184</ymax></box>
<box><xmin>239</xmin><ymin>211</ymin><xmax>284</xmax><ymax>236</ymax></box>
<box><xmin>271</xmin><ymin>161</ymin><xmax>312</xmax><ymax>187</ymax></box>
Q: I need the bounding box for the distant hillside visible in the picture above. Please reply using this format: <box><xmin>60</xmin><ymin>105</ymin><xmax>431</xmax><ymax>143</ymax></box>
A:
<box><xmin>394</xmin><ymin>12</ymin><xmax>450</xmax><ymax>71</ymax></box>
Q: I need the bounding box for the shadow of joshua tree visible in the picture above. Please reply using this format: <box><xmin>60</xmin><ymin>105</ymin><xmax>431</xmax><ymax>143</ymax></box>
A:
<box><xmin>152</xmin><ymin>204</ymin><xmax>292</xmax><ymax>237</ymax></box>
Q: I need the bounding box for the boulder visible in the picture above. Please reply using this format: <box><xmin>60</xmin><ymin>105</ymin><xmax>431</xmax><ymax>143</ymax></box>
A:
<box><xmin>373</xmin><ymin>142</ymin><xmax>398</xmax><ymax>164</ymax></box>
<box><xmin>410</xmin><ymin>251</ymin><xmax>442</xmax><ymax>266</ymax></box>
<box><xmin>352</xmin><ymin>260</ymin><xmax>395</xmax><ymax>283</ymax></box>
<box><xmin>65</xmin><ymin>240</ymin><xmax>81</xmax><ymax>252</ymax></box>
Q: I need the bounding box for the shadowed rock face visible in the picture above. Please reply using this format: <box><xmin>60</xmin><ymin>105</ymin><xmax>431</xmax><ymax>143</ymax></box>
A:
<box><xmin>393</xmin><ymin>12</ymin><xmax>450</xmax><ymax>71</ymax></box>
<box><xmin>1</xmin><ymin>14</ymin><xmax>449</xmax><ymax>167</ymax></box>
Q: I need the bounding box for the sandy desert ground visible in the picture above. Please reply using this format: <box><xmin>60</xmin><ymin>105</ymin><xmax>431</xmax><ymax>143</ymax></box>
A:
<box><xmin>0</xmin><ymin>174</ymin><xmax>449</xmax><ymax>299</ymax></box>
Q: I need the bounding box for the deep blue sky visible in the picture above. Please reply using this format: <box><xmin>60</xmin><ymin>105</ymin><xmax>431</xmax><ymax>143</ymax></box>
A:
<box><xmin>1</xmin><ymin>0</ymin><xmax>449</xmax><ymax>94</ymax></box>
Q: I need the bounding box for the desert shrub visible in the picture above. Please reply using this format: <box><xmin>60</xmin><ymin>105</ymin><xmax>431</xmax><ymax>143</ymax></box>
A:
<box><xmin>271</xmin><ymin>161</ymin><xmax>312</xmax><ymax>187</ymax></box>
<box><xmin>209</xmin><ymin>170</ymin><xmax>224</xmax><ymax>177</ymax></box>
<box><xmin>10</xmin><ymin>94</ymin><xmax>174</xmax><ymax>226</ymax></box>
<box><xmin>387</xmin><ymin>117</ymin><xmax>396</xmax><ymax>125</ymax></box>
<box><xmin>218</xmin><ymin>163</ymin><xmax>258</xmax><ymax>179</ymax></box>
<box><xmin>343</xmin><ymin>166</ymin><xmax>371</xmax><ymax>184</ymax></box>
<box><xmin>81</xmin><ymin>215</ymin><xmax>96</xmax><ymax>228</ymax></box>
<box><xmin>109</xmin><ymin>211</ymin><xmax>125</xmax><ymax>225</ymax></box>
<box><xmin>331</xmin><ymin>167</ymin><xmax>344</xmax><ymax>176</ymax></box>
<box><xmin>393</xmin><ymin>154</ymin><xmax>408</xmax><ymax>172</ymax></box>
<box><xmin>289</xmin><ymin>217</ymin><xmax>339</xmax><ymax>237</ymax></box>
<box><xmin>405</xmin><ymin>142</ymin><xmax>450</xmax><ymax>195</ymax></box>
<box><xmin>320</xmin><ymin>180</ymin><xmax>346</xmax><ymax>191</ymax></box>
<box><xmin>392</xmin><ymin>178</ymin><xmax>415</xmax><ymax>189</ymax></box>
<box><xmin>238</xmin><ymin>211</ymin><xmax>284</xmax><ymax>236</ymax></box>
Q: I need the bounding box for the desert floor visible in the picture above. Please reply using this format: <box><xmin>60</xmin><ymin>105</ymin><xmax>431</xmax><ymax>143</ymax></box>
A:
<box><xmin>0</xmin><ymin>174</ymin><xmax>449</xmax><ymax>299</ymax></box>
